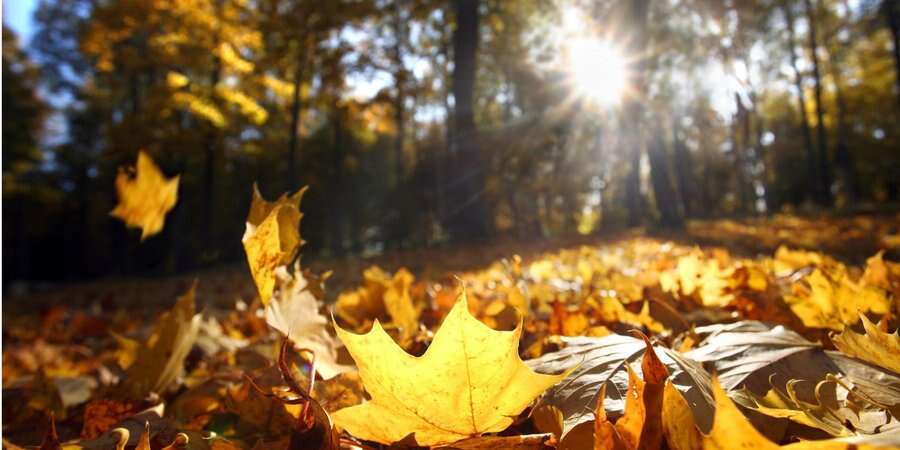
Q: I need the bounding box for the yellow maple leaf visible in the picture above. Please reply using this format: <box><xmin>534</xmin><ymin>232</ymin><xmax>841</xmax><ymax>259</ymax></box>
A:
<box><xmin>787</xmin><ymin>269</ymin><xmax>890</xmax><ymax>330</ymax></box>
<box><xmin>832</xmin><ymin>313</ymin><xmax>900</xmax><ymax>374</ymax></box>
<box><xmin>241</xmin><ymin>184</ymin><xmax>307</xmax><ymax>304</ymax></box>
<box><xmin>331</xmin><ymin>291</ymin><xmax>567</xmax><ymax>446</ymax></box>
<box><xmin>659</xmin><ymin>251</ymin><xmax>734</xmax><ymax>307</ymax></box>
<box><xmin>335</xmin><ymin>266</ymin><xmax>420</xmax><ymax>344</ymax></box>
<box><xmin>110</xmin><ymin>150</ymin><xmax>179</xmax><ymax>240</ymax></box>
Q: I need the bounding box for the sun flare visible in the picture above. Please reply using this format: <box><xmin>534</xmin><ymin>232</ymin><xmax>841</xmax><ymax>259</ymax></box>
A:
<box><xmin>567</xmin><ymin>37</ymin><xmax>630</xmax><ymax>106</ymax></box>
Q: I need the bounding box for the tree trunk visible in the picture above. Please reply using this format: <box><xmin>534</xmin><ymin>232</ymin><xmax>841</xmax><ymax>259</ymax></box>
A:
<box><xmin>287</xmin><ymin>49</ymin><xmax>304</xmax><ymax>191</ymax></box>
<box><xmin>885</xmin><ymin>0</ymin><xmax>900</xmax><ymax>107</ymax></box>
<box><xmin>804</xmin><ymin>0</ymin><xmax>833</xmax><ymax>205</ymax></box>
<box><xmin>446</xmin><ymin>0</ymin><xmax>490</xmax><ymax>240</ymax></box>
<box><xmin>624</xmin><ymin>0</ymin><xmax>650</xmax><ymax>227</ymax></box>
<box><xmin>203</xmin><ymin>1</ymin><xmax>224</xmax><ymax>257</ymax></box>
<box><xmin>783</xmin><ymin>2</ymin><xmax>817</xmax><ymax>204</ymax></box>
<box><xmin>672</xmin><ymin>126</ymin><xmax>694</xmax><ymax>218</ymax></box>
<box><xmin>648</xmin><ymin>125</ymin><xmax>682</xmax><ymax>228</ymax></box>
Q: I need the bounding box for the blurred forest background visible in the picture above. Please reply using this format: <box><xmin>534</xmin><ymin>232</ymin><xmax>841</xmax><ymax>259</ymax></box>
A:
<box><xmin>3</xmin><ymin>0</ymin><xmax>900</xmax><ymax>285</ymax></box>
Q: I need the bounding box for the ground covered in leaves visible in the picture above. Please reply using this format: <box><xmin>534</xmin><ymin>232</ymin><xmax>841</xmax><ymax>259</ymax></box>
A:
<box><xmin>5</xmin><ymin>212</ymin><xmax>900</xmax><ymax>450</ymax></box>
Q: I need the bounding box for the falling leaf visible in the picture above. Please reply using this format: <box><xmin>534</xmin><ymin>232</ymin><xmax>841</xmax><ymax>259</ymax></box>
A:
<box><xmin>241</xmin><ymin>184</ymin><xmax>306</xmax><ymax>304</ymax></box>
<box><xmin>110</xmin><ymin>150</ymin><xmax>180</xmax><ymax>240</ymax></box>
<box><xmin>832</xmin><ymin>313</ymin><xmax>900</xmax><ymax>375</ymax></box>
<box><xmin>121</xmin><ymin>283</ymin><xmax>201</xmax><ymax>399</ymax></box>
<box><xmin>331</xmin><ymin>290</ymin><xmax>567</xmax><ymax>446</ymax></box>
<box><xmin>265</xmin><ymin>263</ymin><xmax>352</xmax><ymax>379</ymax></box>
<box><xmin>242</xmin><ymin>184</ymin><xmax>307</xmax><ymax>304</ymax></box>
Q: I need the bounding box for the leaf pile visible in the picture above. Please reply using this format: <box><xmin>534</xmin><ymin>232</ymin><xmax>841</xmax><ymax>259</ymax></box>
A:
<box><xmin>5</xmin><ymin>182</ymin><xmax>900</xmax><ymax>449</ymax></box>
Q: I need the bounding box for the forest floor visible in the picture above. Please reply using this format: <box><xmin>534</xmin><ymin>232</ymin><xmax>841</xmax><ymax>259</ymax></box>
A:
<box><xmin>5</xmin><ymin>212</ymin><xmax>900</xmax><ymax>449</ymax></box>
<box><xmin>6</xmin><ymin>212</ymin><xmax>899</xmax><ymax>316</ymax></box>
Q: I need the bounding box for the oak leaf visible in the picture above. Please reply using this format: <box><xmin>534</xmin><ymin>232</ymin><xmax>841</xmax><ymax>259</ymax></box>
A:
<box><xmin>109</xmin><ymin>150</ymin><xmax>179</xmax><ymax>240</ymax></box>
<box><xmin>331</xmin><ymin>291</ymin><xmax>567</xmax><ymax>446</ymax></box>
<box><xmin>242</xmin><ymin>184</ymin><xmax>307</xmax><ymax>304</ymax></box>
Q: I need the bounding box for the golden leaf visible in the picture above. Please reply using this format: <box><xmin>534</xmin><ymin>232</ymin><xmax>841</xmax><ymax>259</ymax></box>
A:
<box><xmin>109</xmin><ymin>151</ymin><xmax>179</xmax><ymax>240</ymax></box>
<box><xmin>594</xmin><ymin>335</ymin><xmax>669</xmax><ymax>450</ymax></box>
<box><xmin>832</xmin><ymin>313</ymin><xmax>900</xmax><ymax>374</ymax></box>
<box><xmin>335</xmin><ymin>266</ymin><xmax>420</xmax><ymax>344</ymax></box>
<box><xmin>787</xmin><ymin>269</ymin><xmax>890</xmax><ymax>330</ymax></box>
<box><xmin>331</xmin><ymin>291</ymin><xmax>567</xmax><ymax>446</ymax></box>
<box><xmin>241</xmin><ymin>184</ymin><xmax>307</xmax><ymax>304</ymax></box>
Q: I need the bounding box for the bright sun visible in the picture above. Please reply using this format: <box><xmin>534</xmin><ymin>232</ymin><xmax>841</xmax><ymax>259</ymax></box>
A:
<box><xmin>567</xmin><ymin>37</ymin><xmax>630</xmax><ymax>106</ymax></box>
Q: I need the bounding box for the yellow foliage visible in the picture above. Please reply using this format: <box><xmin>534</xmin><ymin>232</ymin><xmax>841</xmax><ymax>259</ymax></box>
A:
<box><xmin>241</xmin><ymin>184</ymin><xmax>306</xmax><ymax>304</ymax></box>
<box><xmin>215</xmin><ymin>85</ymin><xmax>267</xmax><ymax>124</ymax></box>
<box><xmin>331</xmin><ymin>292</ymin><xmax>567</xmax><ymax>446</ymax></box>
<box><xmin>110</xmin><ymin>151</ymin><xmax>180</xmax><ymax>240</ymax></box>
<box><xmin>787</xmin><ymin>269</ymin><xmax>890</xmax><ymax>330</ymax></box>
<box><xmin>171</xmin><ymin>92</ymin><xmax>226</xmax><ymax>127</ymax></box>
<box><xmin>215</xmin><ymin>42</ymin><xmax>254</xmax><ymax>73</ymax></box>
<box><xmin>336</xmin><ymin>266</ymin><xmax>421</xmax><ymax>345</ymax></box>
<box><xmin>832</xmin><ymin>314</ymin><xmax>900</xmax><ymax>374</ymax></box>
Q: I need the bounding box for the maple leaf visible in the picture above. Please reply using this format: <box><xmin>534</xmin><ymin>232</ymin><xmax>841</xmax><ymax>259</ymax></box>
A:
<box><xmin>786</xmin><ymin>269</ymin><xmax>890</xmax><ymax>330</ymax></box>
<box><xmin>242</xmin><ymin>184</ymin><xmax>307</xmax><ymax>304</ymax></box>
<box><xmin>659</xmin><ymin>251</ymin><xmax>735</xmax><ymax>307</ymax></box>
<box><xmin>109</xmin><ymin>150</ymin><xmax>180</xmax><ymax>240</ymax></box>
<box><xmin>832</xmin><ymin>313</ymin><xmax>900</xmax><ymax>375</ymax></box>
<box><xmin>335</xmin><ymin>266</ymin><xmax>420</xmax><ymax>345</ymax></box>
<box><xmin>331</xmin><ymin>291</ymin><xmax>567</xmax><ymax>446</ymax></box>
<box><xmin>265</xmin><ymin>263</ymin><xmax>352</xmax><ymax>379</ymax></box>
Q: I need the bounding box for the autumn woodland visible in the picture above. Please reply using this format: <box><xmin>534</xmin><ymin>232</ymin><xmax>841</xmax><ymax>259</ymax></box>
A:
<box><xmin>3</xmin><ymin>0</ymin><xmax>900</xmax><ymax>449</ymax></box>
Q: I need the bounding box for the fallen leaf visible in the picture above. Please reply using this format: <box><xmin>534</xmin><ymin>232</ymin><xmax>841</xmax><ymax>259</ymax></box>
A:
<box><xmin>265</xmin><ymin>263</ymin><xmax>351</xmax><ymax>379</ymax></box>
<box><xmin>331</xmin><ymin>290</ymin><xmax>567</xmax><ymax>446</ymax></box>
<box><xmin>733</xmin><ymin>378</ymin><xmax>899</xmax><ymax>437</ymax></box>
<box><xmin>528</xmin><ymin>334</ymin><xmax>712</xmax><ymax>450</ymax></box>
<box><xmin>594</xmin><ymin>335</ymin><xmax>669</xmax><ymax>450</ymax></box>
<box><xmin>242</xmin><ymin>184</ymin><xmax>307</xmax><ymax>304</ymax></box>
<box><xmin>787</xmin><ymin>269</ymin><xmax>890</xmax><ymax>330</ymax></box>
<box><xmin>686</xmin><ymin>321</ymin><xmax>900</xmax><ymax>414</ymax></box>
<box><xmin>832</xmin><ymin>313</ymin><xmax>900</xmax><ymax>375</ymax></box>
<box><xmin>109</xmin><ymin>150</ymin><xmax>179</xmax><ymax>240</ymax></box>
<box><xmin>122</xmin><ymin>283</ymin><xmax>202</xmax><ymax>399</ymax></box>
<box><xmin>335</xmin><ymin>266</ymin><xmax>421</xmax><ymax>344</ymax></box>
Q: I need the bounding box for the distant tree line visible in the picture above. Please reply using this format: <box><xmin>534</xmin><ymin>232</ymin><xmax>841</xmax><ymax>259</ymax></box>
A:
<box><xmin>3</xmin><ymin>0</ymin><xmax>900</xmax><ymax>283</ymax></box>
